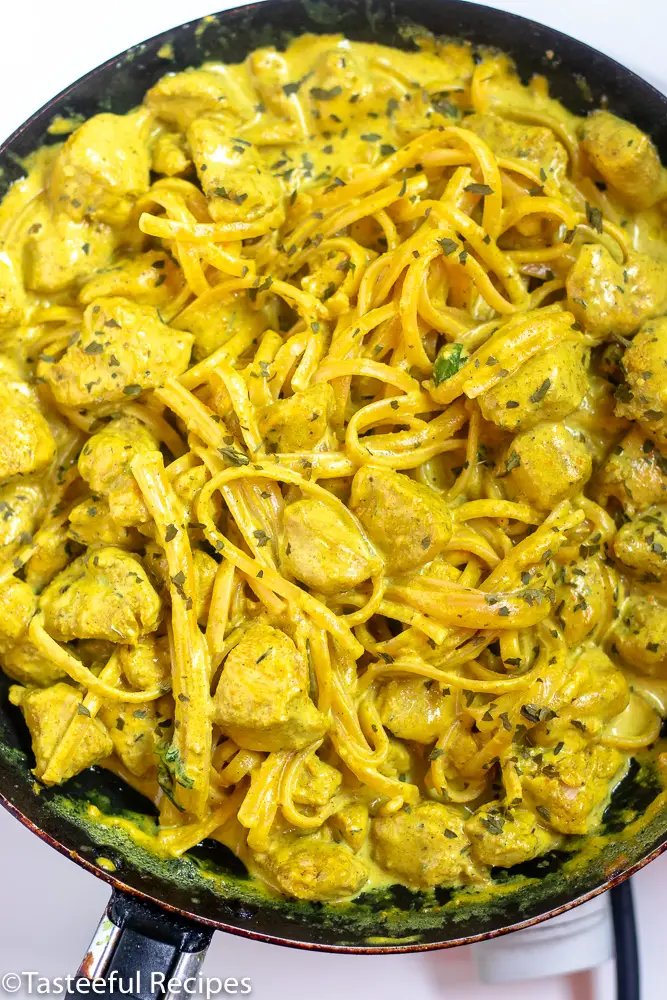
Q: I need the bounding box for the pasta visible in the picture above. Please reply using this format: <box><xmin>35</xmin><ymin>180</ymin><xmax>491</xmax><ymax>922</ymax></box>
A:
<box><xmin>2</xmin><ymin>30</ymin><xmax>667</xmax><ymax>902</ymax></box>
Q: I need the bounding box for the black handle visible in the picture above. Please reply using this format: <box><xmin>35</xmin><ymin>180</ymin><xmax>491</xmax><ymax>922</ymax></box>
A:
<box><xmin>72</xmin><ymin>889</ymin><xmax>213</xmax><ymax>1000</ymax></box>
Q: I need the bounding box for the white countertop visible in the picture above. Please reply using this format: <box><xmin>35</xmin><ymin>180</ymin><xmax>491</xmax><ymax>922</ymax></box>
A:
<box><xmin>1</xmin><ymin>1</ymin><xmax>666</xmax><ymax>996</ymax></box>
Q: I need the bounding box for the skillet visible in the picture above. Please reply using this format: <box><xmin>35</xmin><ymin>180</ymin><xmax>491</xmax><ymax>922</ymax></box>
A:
<box><xmin>1</xmin><ymin>0</ymin><xmax>667</xmax><ymax>988</ymax></box>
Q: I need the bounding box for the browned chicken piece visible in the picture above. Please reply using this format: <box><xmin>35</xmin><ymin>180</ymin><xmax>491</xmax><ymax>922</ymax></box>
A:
<box><xmin>553</xmin><ymin>557</ymin><xmax>611</xmax><ymax>646</ymax></box>
<box><xmin>40</xmin><ymin>547</ymin><xmax>162</xmax><ymax>644</ymax></box>
<box><xmin>50</xmin><ymin>111</ymin><xmax>151</xmax><ymax>228</ymax></box>
<box><xmin>329</xmin><ymin>801</ymin><xmax>369</xmax><ymax>853</ymax></box>
<box><xmin>213</xmin><ymin>621</ymin><xmax>327</xmax><ymax>751</ymax></box>
<box><xmin>256</xmin><ymin>834</ymin><xmax>368</xmax><ymax>900</ymax></box>
<box><xmin>25</xmin><ymin>523</ymin><xmax>71</xmax><ymax>592</ymax></box>
<box><xmin>533</xmin><ymin>647</ymin><xmax>630</xmax><ymax>748</ymax></box>
<box><xmin>615</xmin><ymin>318</ymin><xmax>667</xmax><ymax>448</ymax></box>
<box><xmin>613</xmin><ymin>594</ymin><xmax>667</xmax><ymax>676</ymax></box>
<box><xmin>119</xmin><ymin>635</ymin><xmax>171</xmax><ymax>691</ymax></box>
<box><xmin>98</xmin><ymin>700</ymin><xmax>161</xmax><ymax>777</ymax></box>
<box><xmin>9</xmin><ymin>682</ymin><xmax>113</xmax><ymax>784</ymax></box>
<box><xmin>0</xmin><ymin>640</ymin><xmax>66</xmax><ymax>687</ymax></box>
<box><xmin>522</xmin><ymin>744</ymin><xmax>625</xmax><ymax>835</ymax></box>
<box><xmin>581</xmin><ymin>110</ymin><xmax>665</xmax><ymax>208</ymax></box>
<box><xmin>0</xmin><ymin>483</ymin><xmax>44</xmax><ymax>563</ymax></box>
<box><xmin>350</xmin><ymin>465</ymin><xmax>452</xmax><ymax>572</ymax></box>
<box><xmin>175</xmin><ymin>290</ymin><xmax>268</xmax><ymax>362</ymax></box>
<box><xmin>0</xmin><ymin>378</ymin><xmax>55</xmax><ymax>481</ymax></box>
<box><xmin>79</xmin><ymin>252</ymin><xmax>182</xmax><ymax>309</ymax></box>
<box><xmin>372</xmin><ymin>801</ymin><xmax>478</xmax><ymax>888</ymax></box>
<box><xmin>478</xmin><ymin>340</ymin><xmax>590</xmax><ymax>433</ymax></box>
<box><xmin>0</xmin><ymin>578</ymin><xmax>36</xmax><ymax>645</ymax></box>
<box><xmin>465</xmin><ymin>803</ymin><xmax>561</xmax><ymax>867</ymax></box>
<box><xmin>614</xmin><ymin>505</ymin><xmax>667</xmax><ymax>580</ymax></box>
<box><xmin>465</xmin><ymin>113</ymin><xmax>569</xmax><ymax>184</ymax></box>
<box><xmin>593</xmin><ymin>429</ymin><xmax>667</xmax><ymax>515</ymax></box>
<box><xmin>78</xmin><ymin>414</ymin><xmax>157</xmax><ymax>527</ymax></box>
<box><xmin>279</xmin><ymin>499</ymin><xmax>375</xmax><ymax>594</ymax></box>
<box><xmin>377</xmin><ymin>677</ymin><xmax>453</xmax><ymax>743</ymax></box>
<box><xmin>293</xmin><ymin>755</ymin><xmax>342</xmax><ymax>806</ymax></box>
<box><xmin>68</xmin><ymin>498</ymin><xmax>142</xmax><ymax>549</ymax></box>
<box><xmin>151</xmin><ymin>132</ymin><xmax>191</xmax><ymax>176</ymax></box>
<box><xmin>189</xmin><ymin>118</ymin><xmax>284</xmax><ymax>226</ymax></box>
<box><xmin>260</xmin><ymin>383</ymin><xmax>336</xmax><ymax>452</ymax></box>
<box><xmin>501</xmin><ymin>421</ymin><xmax>592</xmax><ymax>510</ymax></box>
<box><xmin>23</xmin><ymin>198</ymin><xmax>115</xmax><ymax>293</ymax></box>
<box><xmin>145</xmin><ymin>69</ymin><xmax>238</xmax><ymax>131</ymax></box>
<box><xmin>39</xmin><ymin>297</ymin><xmax>193</xmax><ymax>408</ymax></box>
<box><xmin>567</xmin><ymin>246</ymin><xmax>667</xmax><ymax>341</ymax></box>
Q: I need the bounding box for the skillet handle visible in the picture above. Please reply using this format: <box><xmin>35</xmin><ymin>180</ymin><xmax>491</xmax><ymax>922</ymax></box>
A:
<box><xmin>72</xmin><ymin>888</ymin><xmax>213</xmax><ymax>1000</ymax></box>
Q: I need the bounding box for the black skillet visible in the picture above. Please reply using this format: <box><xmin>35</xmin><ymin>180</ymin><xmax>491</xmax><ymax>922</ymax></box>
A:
<box><xmin>2</xmin><ymin>0</ymin><xmax>667</xmax><ymax>990</ymax></box>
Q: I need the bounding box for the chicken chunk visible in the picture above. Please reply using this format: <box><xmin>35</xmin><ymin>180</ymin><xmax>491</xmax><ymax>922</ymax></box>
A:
<box><xmin>294</xmin><ymin>755</ymin><xmax>342</xmax><ymax>806</ymax></box>
<box><xmin>566</xmin><ymin>246</ymin><xmax>667</xmax><ymax>341</ymax></box>
<box><xmin>581</xmin><ymin>110</ymin><xmax>664</xmax><ymax>208</ymax></box>
<box><xmin>279</xmin><ymin>499</ymin><xmax>375</xmax><ymax>594</ymax></box>
<box><xmin>260</xmin><ymin>383</ymin><xmax>335</xmax><ymax>453</ymax></box>
<box><xmin>50</xmin><ymin>112</ymin><xmax>151</xmax><ymax>228</ymax></box>
<box><xmin>593</xmin><ymin>429</ymin><xmax>667</xmax><ymax>515</ymax></box>
<box><xmin>566</xmin><ymin>647</ymin><xmax>630</xmax><ymax>724</ymax></box>
<box><xmin>0</xmin><ymin>251</ymin><xmax>25</xmax><ymax>328</ymax></box>
<box><xmin>0</xmin><ymin>640</ymin><xmax>65</xmax><ymax>687</ymax></box>
<box><xmin>213</xmin><ymin>622</ymin><xmax>327</xmax><ymax>751</ymax></box>
<box><xmin>25</xmin><ymin>524</ymin><xmax>71</xmax><ymax>592</ymax></box>
<box><xmin>0</xmin><ymin>379</ymin><xmax>55</xmax><ymax>481</ymax></box>
<box><xmin>0</xmin><ymin>483</ymin><xmax>44</xmax><ymax>562</ymax></box>
<box><xmin>501</xmin><ymin>421</ymin><xmax>592</xmax><ymax>510</ymax></box>
<box><xmin>329</xmin><ymin>801</ymin><xmax>369</xmax><ymax>853</ymax></box>
<box><xmin>465</xmin><ymin>113</ymin><xmax>569</xmax><ymax>185</ymax></box>
<box><xmin>522</xmin><ymin>744</ymin><xmax>625</xmax><ymax>835</ymax></box>
<box><xmin>23</xmin><ymin>199</ymin><xmax>115</xmax><ymax>293</ymax></box>
<box><xmin>372</xmin><ymin>801</ymin><xmax>477</xmax><ymax>888</ymax></box>
<box><xmin>350</xmin><ymin>466</ymin><xmax>453</xmax><ymax>573</ymax></box>
<box><xmin>465</xmin><ymin>803</ymin><xmax>561</xmax><ymax>868</ymax></box>
<box><xmin>246</xmin><ymin>49</ymin><xmax>304</xmax><ymax>144</ymax></box>
<box><xmin>615</xmin><ymin>318</ymin><xmax>667</xmax><ymax>448</ymax></box>
<box><xmin>613</xmin><ymin>595</ymin><xmax>667</xmax><ymax>676</ymax></box>
<box><xmin>478</xmin><ymin>340</ymin><xmax>590</xmax><ymax>432</ymax></box>
<box><xmin>258</xmin><ymin>835</ymin><xmax>368</xmax><ymax>900</ymax></box>
<box><xmin>173</xmin><ymin>291</ymin><xmax>267</xmax><ymax>362</ymax></box>
<box><xmin>40</xmin><ymin>547</ymin><xmax>161</xmax><ymax>643</ymax></box>
<box><xmin>0</xmin><ymin>578</ymin><xmax>36</xmax><ymax>645</ymax></box>
<box><xmin>377</xmin><ymin>677</ymin><xmax>453</xmax><ymax>743</ymax></box>
<box><xmin>553</xmin><ymin>557</ymin><xmax>611</xmax><ymax>646</ymax></box>
<box><xmin>40</xmin><ymin>297</ymin><xmax>193</xmax><ymax>408</ymax></box>
<box><xmin>98</xmin><ymin>699</ymin><xmax>161</xmax><ymax>777</ymax></box>
<box><xmin>614</xmin><ymin>505</ymin><xmax>667</xmax><ymax>580</ymax></box>
<box><xmin>145</xmin><ymin>69</ymin><xmax>237</xmax><ymax>131</ymax></box>
<box><xmin>9</xmin><ymin>682</ymin><xmax>113</xmax><ymax>784</ymax></box>
<box><xmin>534</xmin><ymin>647</ymin><xmax>630</xmax><ymax>749</ymax></box>
<box><xmin>189</xmin><ymin>118</ymin><xmax>283</xmax><ymax>226</ymax></box>
<box><xmin>78</xmin><ymin>414</ymin><xmax>157</xmax><ymax>526</ymax></box>
<box><xmin>151</xmin><ymin>132</ymin><xmax>191</xmax><ymax>176</ymax></box>
<box><xmin>79</xmin><ymin>252</ymin><xmax>181</xmax><ymax>309</ymax></box>
<box><xmin>119</xmin><ymin>634</ymin><xmax>171</xmax><ymax>691</ymax></box>
<box><xmin>68</xmin><ymin>497</ymin><xmax>141</xmax><ymax>549</ymax></box>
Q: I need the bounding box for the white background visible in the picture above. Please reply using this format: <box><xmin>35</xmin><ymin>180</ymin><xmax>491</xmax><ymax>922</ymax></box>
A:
<box><xmin>1</xmin><ymin>1</ymin><xmax>666</xmax><ymax>997</ymax></box>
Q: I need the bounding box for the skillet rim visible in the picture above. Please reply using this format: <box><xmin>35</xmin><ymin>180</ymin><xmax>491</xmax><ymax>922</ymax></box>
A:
<box><xmin>1</xmin><ymin>0</ymin><xmax>667</xmax><ymax>953</ymax></box>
